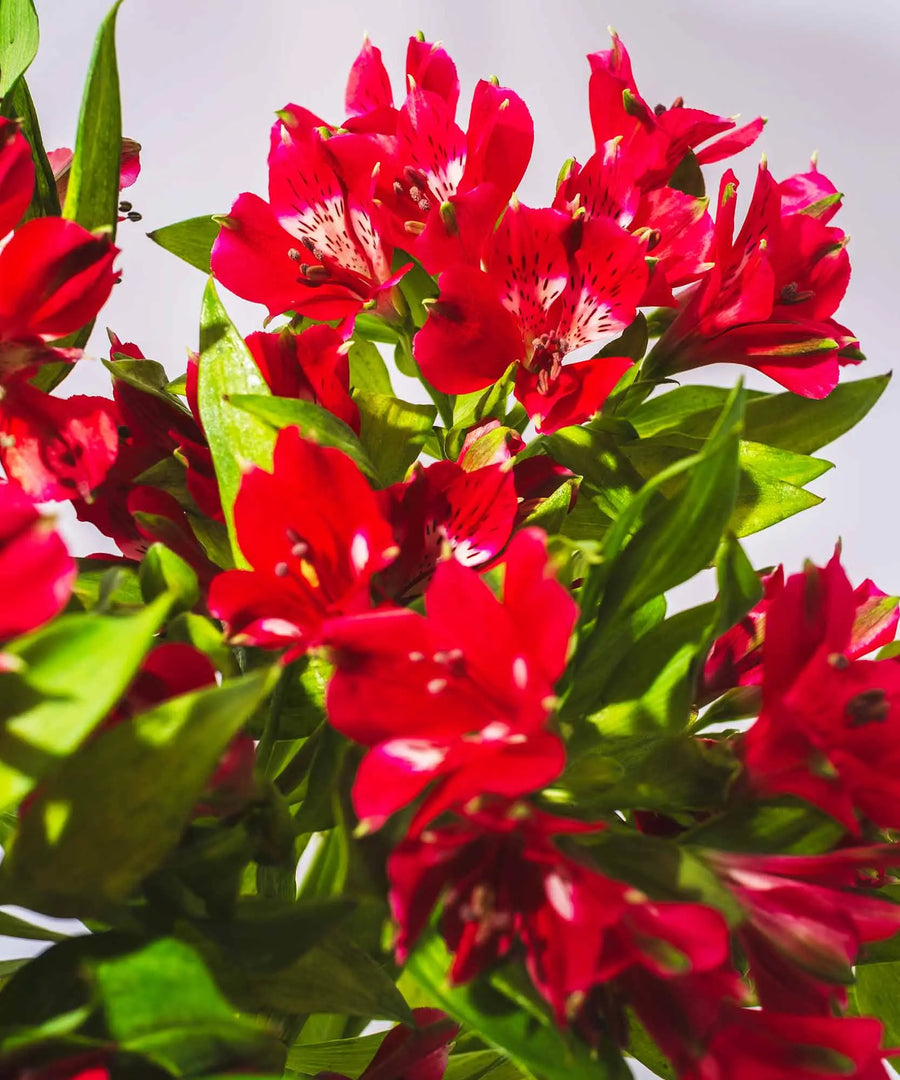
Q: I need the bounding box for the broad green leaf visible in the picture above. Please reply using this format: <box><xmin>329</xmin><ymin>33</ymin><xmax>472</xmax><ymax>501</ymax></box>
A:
<box><xmin>190</xmin><ymin>896</ymin><xmax>355</xmax><ymax>973</ymax></box>
<box><xmin>406</xmin><ymin>934</ymin><xmax>629</xmax><ymax>1080</ymax></box>
<box><xmin>0</xmin><ymin>77</ymin><xmax>59</xmax><ymax>219</ymax></box>
<box><xmin>92</xmin><ymin>937</ymin><xmax>284</xmax><ymax>1076</ymax></box>
<box><xmin>850</xmin><ymin>963</ymin><xmax>900</xmax><ymax>1064</ymax></box>
<box><xmin>148</xmin><ymin>214</ymin><xmax>220</xmax><ymax>273</ymax></box>
<box><xmin>198</xmin><ymin>278</ymin><xmax>273</xmax><ymax>566</ymax></box>
<box><xmin>394</xmin><ymin>248</ymin><xmax>438</xmax><ymax>328</ymax></box>
<box><xmin>444</xmin><ymin>1050</ymin><xmax>523</xmax><ymax>1080</ymax></box>
<box><xmin>354</xmin><ymin>391</ymin><xmax>437</xmax><ymax>486</ymax></box>
<box><xmin>681</xmin><ymin>798</ymin><xmax>845</xmax><ymax>855</ymax></box>
<box><xmin>247</xmin><ymin>931</ymin><xmax>412</xmax><ymax>1022</ymax></box>
<box><xmin>590</xmin><ymin>385</ymin><xmax>743</xmax><ymax>622</ymax></box>
<box><xmin>286</xmin><ymin>1031</ymin><xmax>386</xmax><ymax>1077</ymax></box>
<box><xmin>71</xmin><ymin>559</ymin><xmax>142</xmax><ymax>611</ymax></box>
<box><xmin>228</xmin><ymin>393</ymin><xmax>378</xmax><ymax>482</ymax></box>
<box><xmin>631</xmin><ymin>375</ymin><xmax>890</xmax><ymax>455</ymax></box>
<box><xmin>576</xmin><ymin>603</ymin><xmax>717</xmax><ymax>736</ymax></box>
<box><xmin>139</xmin><ymin>542</ymin><xmax>199</xmax><ymax>614</ymax></box>
<box><xmin>0</xmin><ymin>667</ymin><xmax>277</xmax><ymax>915</ymax></box>
<box><xmin>0</xmin><ymin>0</ymin><xmax>39</xmax><ymax>99</ymax></box>
<box><xmin>62</xmin><ymin>0</ymin><xmax>123</xmax><ymax>237</ymax></box>
<box><xmin>348</xmin><ymin>336</ymin><xmax>392</xmax><ymax>395</ymax></box>
<box><xmin>543</xmin><ymin>418</ymin><xmax>645</xmax><ymax>523</ymax></box>
<box><xmin>520</xmin><ymin>477</ymin><xmax>578</xmax><ymax>534</ymax></box>
<box><xmin>0</xmin><ymin>597</ymin><xmax>168</xmax><ymax>813</ymax></box>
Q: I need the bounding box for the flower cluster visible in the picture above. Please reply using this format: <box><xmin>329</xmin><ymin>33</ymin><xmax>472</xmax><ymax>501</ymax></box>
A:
<box><xmin>2</xmin><ymin>14</ymin><xmax>899</xmax><ymax>1080</ymax></box>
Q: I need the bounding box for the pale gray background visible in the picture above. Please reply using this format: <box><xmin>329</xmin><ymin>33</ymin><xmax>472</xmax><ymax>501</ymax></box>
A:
<box><xmin>7</xmin><ymin>3</ymin><xmax>900</xmax><ymax>1075</ymax></box>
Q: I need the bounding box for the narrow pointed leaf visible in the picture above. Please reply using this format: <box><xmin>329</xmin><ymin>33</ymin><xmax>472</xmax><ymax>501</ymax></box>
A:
<box><xmin>198</xmin><ymin>277</ymin><xmax>273</xmax><ymax>566</ymax></box>
<box><xmin>0</xmin><ymin>0</ymin><xmax>39</xmax><ymax>99</ymax></box>
<box><xmin>62</xmin><ymin>0</ymin><xmax>123</xmax><ymax>237</ymax></box>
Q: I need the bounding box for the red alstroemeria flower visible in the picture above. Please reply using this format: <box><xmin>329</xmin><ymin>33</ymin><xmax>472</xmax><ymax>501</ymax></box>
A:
<box><xmin>741</xmin><ymin>550</ymin><xmax>900</xmax><ymax>833</ymax></box>
<box><xmin>245</xmin><ymin>324</ymin><xmax>360</xmax><ymax>433</ymax></box>
<box><xmin>389</xmin><ymin>799</ymin><xmax>729</xmax><ymax>1021</ymax></box>
<box><xmin>208</xmin><ymin>426</ymin><xmax>397</xmax><ymax>653</ymax></box>
<box><xmin>0</xmin><ymin>482</ymin><xmax>75</xmax><ymax>643</ymax></box>
<box><xmin>322</xmin><ymin>529</ymin><xmax>578</xmax><ymax>831</ymax></box>
<box><xmin>339</xmin><ymin>35</ymin><xmax>532</xmax><ymax>272</ymax></box>
<box><xmin>701</xmin><ymin>562</ymin><xmax>897</xmax><ymax>703</ymax></box>
<box><xmin>375</xmin><ymin>454</ymin><xmax>518</xmax><ymax>601</ymax></box>
<box><xmin>320</xmin><ymin>1008</ymin><xmax>458</xmax><ymax>1080</ymax></box>
<box><xmin>554</xmin><ymin>136</ymin><xmax>714</xmax><ymax>306</ymax></box>
<box><xmin>344</xmin><ymin>35</ymin><xmax>460</xmax><ymax>125</ymax></box>
<box><xmin>0</xmin><ymin>380</ymin><xmax>120</xmax><ymax>502</ymax></box>
<box><xmin>211</xmin><ymin>106</ymin><xmax>407</xmax><ymax>321</ymax></box>
<box><xmin>703</xmin><ymin>846</ymin><xmax>900</xmax><ymax>1014</ymax></box>
<box><xmin>587</xmin><ymin>31</ymin><xmax>764</xmax><ymax>188</ymax></box>
<box><xmin>457</xmin><ymin>420</ymin><xmax>576</xmax><ymax>523</ymax></box>
<box><xmin>0</xmin><ymin>120</ymin><xmax>119</xmax><ymax>381</ymax></box>
<box><xmin>692</xmin><ymin>1010</ymin><xmax>894</xmax><ymax>1080</ymax></box>
<box><xmin>414</xmin><ymin>202</ymin><xmax>647</xmax><ymax>433</ymax></box>
<box><xmin>649</xmin><ymin>162</ymin><xmax>858</xmax><ymax>397</ymax></box>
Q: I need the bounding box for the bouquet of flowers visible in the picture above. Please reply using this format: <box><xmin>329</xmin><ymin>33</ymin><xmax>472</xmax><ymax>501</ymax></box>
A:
<box><xmin>1</xmin><ymin>4</ymin><xmax>898</xmax><ymax>1079</ymax></box>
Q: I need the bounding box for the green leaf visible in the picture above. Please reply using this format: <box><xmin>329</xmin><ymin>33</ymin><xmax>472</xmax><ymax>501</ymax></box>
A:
<box><xmin>681</xmin><ymin>798</ymin><xmax>845</xmax><ymax>855</ymax></box>
<box><xmin>0</xmin><ymin>909</ymin><xmax>69</xmax><ymax>942</ymax></box>
<box><xmin>0</xmin><ymin>667</ymin><xmax>278</xmax><ymax>916</ymax></box>
<box><xmin>348</xmin><ymin>337</ymin><xmax>392</xmax><ymax>395</ymax></box>
<box><xmin>406</xmin><ymin>934</ymin><xmax>629</xmax><ymax>1080</ymax></box>
<box><xmin>191</xmin><ymin>896</ymin><xmax>356</xmax><ymax>973</ymax></box>
<box><xmin>0</xmin><ymin>77</ymin><xmax>59</xmax><ymax>220</ymax></box>
<box><xmin>714</xmin><ymin>533</ymin><xmax>763</xmax><ymax>636</ymax></box>
<box><xmin>198</xmin><ymin>278</ymin><xmax>273</xmax><ymax>566</ymax></box>
<box><xmin>354</xmin><ymin>391</ymin><xmax>437</xmax><ymax>486</ymax></box>
<box><xmin>0</xmin><ymin>0</ymin><xmax>39</xmax><ymax>99</ymax></box>
<box><xmin>247</xmin><ymin>931</ymin><xmax>412</xmax><ymax>1022</ymax></box>
<box><xmin>592</xmin><ymin>385</ymin><xmax>743</xmax><ymax>621</ymax></box>
<box><xmin>624</xmin><ymin>1011</ymin><xmax>676</xmax><ymax>1079</ymax></box>
<box><xmin>228</xmin><ymin>394</ymin><xmax>378</xmax><ymax>482</ymax></box>
<box><xmin>520</xmin><ymin>477</ymin><xmax>579</xmax><ymax>535</ymax></box>
<box><xmin>631</xmin><ymin>375</ymin><xmax>890</xmax><ymax>455</ymax></box>
<box><xmin>576</xmin><ymin>603</ymin><xmax>717</xmax><ymax>737</ymax></box>
<box><xmin>92</xmin><ymin>937</ymin><xmax>284</xmax><ymax>1076</ymax></box>
<box><xmin>147</xmin><ymin>214</ymin><xmax>220</xmax><ymax>273</ymax></box>
<box><xmin>0</xmin><ymin>598</ymin><xmax>168</xmax><ymax>813</ymax></box>
<box><xmin>286</xmin><ymin>1031</ymin><xmax>386</xmax><ymax>1077</ymax></box>
<box><xmin>62</xmin><ymin>0</ymin><xmax>123</xmax><ymax>237</ymax></box>
<box><xmin>139</xmin><ymin>543</ymin><xmax>199</xmax><ymax>614</ymax></box>
<box><xmin>850</xmin><ymin>963</ymin><xmax>900</xmax><ymax>1064</ymax></box>
<box><xmin>71</xmin><ymin>559</ymin><xmax>142</xmax><ymax>612</ymax></box>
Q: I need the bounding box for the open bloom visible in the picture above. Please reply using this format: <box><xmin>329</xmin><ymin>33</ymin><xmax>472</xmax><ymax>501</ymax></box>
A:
<box><xmin>414</xmin><ymin>202</ymin><xmax>647</xmax><ymax>432</ymax></box>
<box><xmin>742</xmin><ymin>550</ymin><xmax>900</xmax><ymax>832</ymax></box>
<box><xmin>649</xmin><ymin>162</ymin><xmax>858</xmax><ymax>396</ymax></box>
<box><xmin>208</xmin><ymin>426</ymin><xmax>397</xmax><ymax>653</ymax></box>
<box><xmin>701</xmin><ymin>563</ymin><xmax>897</xmax><ymax>702</ymax></box>
<box><xmin>322</xmin><ymin>529</ymin><xmax>577</xmax><ymax>831</ymax></box>
<box><xmin>211</xmin><ymin>106</ymin><xmax>407</xmax><ymax>320</ymax></box>
<box><xmin>389</xmin><ymin>799</ymin><xmax>729</xmax><ymax>1021</ymax></box>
